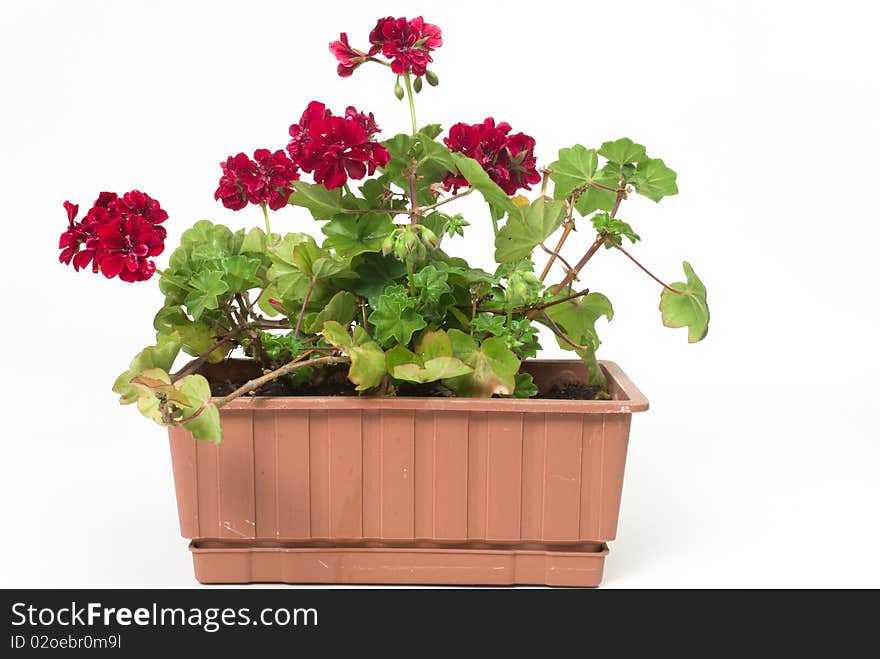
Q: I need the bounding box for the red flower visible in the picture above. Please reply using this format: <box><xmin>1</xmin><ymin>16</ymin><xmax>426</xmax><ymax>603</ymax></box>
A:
<box><xmin>58</xmin><ymin>191</ymin><xmax>167</xmax><ymax>282</ymax></box>
<box><xmin>96</xmin><ymin>216</ymin><xmax>165</xmax><ymax>282</ymax></box>
<box><xmin>329</xmin><ymin>32</ymin><xmax>368</xmax><ymax>77</ymax></box>
<box><xmin>287</xmin><ymin>101</ymin><xmax>389</xmax><ymax>190</ymax></box>
<box><xmin>214</xmin><ymin>150</ymin><xmax>299</xmax><ymax>211</ymax></box>
<box><xmin>214</xmin><ymin>153</ymin><xmax>254</xmax><ymax>211</ymax></box>
<box><xmin>248</xmin><ymin>149</ymin><xmax>300</xmax><ymax>210</ymax></box>
<box><xmin>368</xmin><ymin>16</ymin><xmax>442</xmax><ymax>76</ymax></box>
<box><xmin>443</xmin><ymin>118</ymin><xmax>541</xmax><ymax>195</ymax></box>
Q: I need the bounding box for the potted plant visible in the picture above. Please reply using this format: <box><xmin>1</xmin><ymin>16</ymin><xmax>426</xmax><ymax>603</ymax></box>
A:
<box><xmin>59</xmin><ymin>15</ymin><xmax>709</xmax><ymax>587</ymax></box>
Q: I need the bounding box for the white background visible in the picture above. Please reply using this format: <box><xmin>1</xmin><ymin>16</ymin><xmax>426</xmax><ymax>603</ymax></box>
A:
<box><xmin>0</xmin><ymin>0</ymin><xmax>878</xmax><ymax>588</ymax></box>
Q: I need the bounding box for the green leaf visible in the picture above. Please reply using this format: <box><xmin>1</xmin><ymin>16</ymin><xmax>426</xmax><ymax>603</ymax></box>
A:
<box><xmin>591</xmin><ymin>212</ymin><xmax>641</xmax><ymax>246</ymax></box>
<box><xmin>381</xmin><ymin>133</ymin><xmax>417</xmax><ymax>178</ymax></box>
<box><xmin>598</xmin><ymin>138</ymin><xmax>647</xmax><ymax>165</ymax></box>
<box><xmin>417</xmin><ymin>137</ymin><xmax>457</xmax><ymax>179</ymax></box>
<box><xmin>393</xmin><ymin>356</ymin><xmax>473</xmax><ymax>384</ymax></box>
<box><xmin>305</xmin><ymin>291</ymin><xmax>357</xmax><ymax>334</ymax></box>
<box><xmin>183</xmin><ymin>404</ymin><xmax>222</xmax><ymax>443</ymax></box>
<box><xmin>179</xmin><ymin>220</ymin><xmax>239</xmax><ymax>258</ymax></box>
<box><xmin>450</xmin><ymin>152</ymin><xmax>516</xmax><ymax>215</ymax></box>
<box><xmin>368</xmin><ymin>284</ymin><xmax>428</xmax><ymax>347</ymax></box>
<box><xmin>240</xmin><ymin>227</ymin><xmax>268</xmax><ymax>253</ymax></box>
<box><xmin>549</xmin><ymin>145</ymin><xmax>598</xmax><ymax>198</ymax></box>
<box><xmin>289</xmin><ymin>181</ymin><xmax>345</xmax><ymax>219</ymax></box>
<box><xmin>511</xmin><ymin>372</ymin><xmax>539</xmax><ymax>398</ymax></box>
<box><xmin>415</xmin><ymin>329</ymin><xmax>454</xmax><ymax>361</ymax></box>
<box><xmin>412</xmin><ymin>264</ymin><xmax>452</xmax><ymax>300</ymax></box>
<box><xmin>266</xmin><ymin>232</ymin><xmax>314</xmax><ymax>268</ymax></box>
<box><xmin>494</xmin><ymin>197</ymin><xmax>566</xmax><ymax>263</ymax></box>
<box><xmin>575</xmin><ymin>347</ymin><xmax>607</xmax><ymax>388</ymax></box>
<box><xmin>445</xmin><ymin>330</ymin><xmax>520</xmax><ymax>397</ymax></box>
<box><xmin>419</xmin><ymin>124</ymin><xmax>443</xmax><ymax>140</ymax></box>
<box><xmin>543</xmin><ymin>292</ymin><xmax>614</xmax><ymax>350</ymax></box>
<box><xmin>321</xmin><ymin>322</ymin><xmax>387</xmax><ymax>391</ymax></box>
<box><xmin>176</xmin><ymin>374</ymin><xmax>221</xmax><ymax>443</ymax></box>
<box><xmin>385</xmin><ymin>344</ymin><xmax>421</xmax><ymax>372</ymax></box>
<box><xmin>633</xmin><ymin>158</ymin><xmax>679</xmax><ymax>202</ymax></box>
<box><xmin>387</xmin><ymin>331</ymin><xmax>473</xmax><ymax>384</ymax></box>
<box><xmin>113</xmin><ymin>336</ymin><xmax>181</xmax><ymax>405</ymax></box>
<box><xmin>185</xmin><ymin>270</ymin><xmax>230</xmax><ymax>319</ymax></box>
<box><xmin>350</xmin><ymin>253</ymin><xmax>408</xmax><ymax>307</ymax></box>
<box><xmin>322</xmin><ymin>213</ymin><xmax>394</xmax><ymax>257</ymax></box>
<box><xmin>154</xmin><ymin>306</ymin><xmax>228</xmax><ymax>362</ymax></box>
<box><xmin>549</xmin><ymin>145</ymin><xmax>617</xmax><ymax>215</ymax></box>
<box><xmin>660</xmin><ymin>262</ymin><xmax>709</xmax><ymax>342</ymax></box>
<box><xmin>221</xmin><ymin>255</ymin><xmax>263</xmax><ymax>291</ymax></box>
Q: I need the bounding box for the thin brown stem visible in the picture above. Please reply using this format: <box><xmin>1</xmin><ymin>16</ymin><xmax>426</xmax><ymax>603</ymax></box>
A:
<box><xmin>608</xmin><ymin>241</ymin><xmax>686</xmax><ymax>294</ymax></box>
<box><xmin>340</xmin><ymin>207</ymin><xmax>411</xmax><ymax>215</ymax></box>
<box><xmin>408</xmin><ymin>171</ymin><xmax>419</xmax><ymax>224</ymax></box>
<box><xmin>253</xmin><ymin>319</ymin><xmax>292</xmax><ymax>330</ymax></box>
<box><xmin>589</xmin><ymin>180</ymin><xmax>619</xmax><ymax>192</ymax></box>
<box><xmin>548</xmin><ymin>232</ymin><xmax>606</xmax><ymax>297</ymax></box>
<box><xmin>360</xmin><ymin>300</ymin><xmax>369</xmax><ymax>330</ymax></box>
<box><xmin>539</xmin><ymin>226</ymin><xmax>574</xmax><ymax>282</ymax></box>
<box><xmin>421</xmin><ymin>188</ymin><xmax>473</xmax><ymax>211</ymax></box>
<box><xmin>474</xmin><ymin>288</ymin><xmax>590</xmax><ymax>316</ymax></box>
<box><xmin>539</xmin><ymin>311</ymin><xmax>590</xmax><ymax>351</ymax></box>
<box><xmin>215</xmin><ymin>353</ymin><xmax>350</xmax><ymax>409</ymax></box>
<box><xmin>293</xmin><ymin>277</ymin><xmax>317</xmax><ymax>337</ymax></box>
<box><xmin>170</xmin><ymin>327</ymin><xmax>246</xmax><ymax>382</ymax></box>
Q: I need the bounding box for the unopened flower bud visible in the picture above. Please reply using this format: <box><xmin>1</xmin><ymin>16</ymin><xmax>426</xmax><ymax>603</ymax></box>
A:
<box><xmin>394</xmin><ymin>79</ymin><xmax>405</xmax><ymax>101</ymax></box>
<box><xmin>425</xmin><ymin>70</ymin><xmax>439</xmax><ymax>87</ymax></box>
<box><xmin>419</xmin><ymin>227</ymin><xmax>439</xmax><ymax>249</ymax></box>
<box><xmin>413</xmin><ymin>76</ymin><xmax>423</xmax><ymax>93</ymax></box>
<box><xmin>381</xmin><ymin>234</ymin><xmax>395</xmax><ymax>255</ymax></box>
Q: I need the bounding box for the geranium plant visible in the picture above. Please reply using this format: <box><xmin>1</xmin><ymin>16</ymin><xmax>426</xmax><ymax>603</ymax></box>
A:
<box><xmin>59</xmin><ymin>16</ymin><xmax>709</xmax><ymax>443</ymax></box>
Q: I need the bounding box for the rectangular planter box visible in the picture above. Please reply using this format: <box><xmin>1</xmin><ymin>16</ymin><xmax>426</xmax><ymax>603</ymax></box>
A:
<box><xmin>168</xmin><ymin>359</ymin><xmax>647</xmax><ymax>586</ymax></box>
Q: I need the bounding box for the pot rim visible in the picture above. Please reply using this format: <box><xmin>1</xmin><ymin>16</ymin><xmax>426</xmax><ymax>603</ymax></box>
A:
<box><xmin>211</xmin><ymin>359</ymin><xmax>648</xmax><ymax>414</ymax></box>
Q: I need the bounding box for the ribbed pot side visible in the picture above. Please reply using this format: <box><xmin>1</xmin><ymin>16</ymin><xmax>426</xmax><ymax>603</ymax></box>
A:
<box><xmin>168</xmin><ymin>360</ymin><xmax>648</xmax><ymax>586</ymax></box>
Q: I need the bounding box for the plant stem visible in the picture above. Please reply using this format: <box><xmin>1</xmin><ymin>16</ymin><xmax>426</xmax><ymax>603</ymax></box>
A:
<box><xmin>539</xmin><ymin>311</ymin><xmax>590</xmax><ymax>351</ymax></box>
<box><xmin>170</xmin><ymin>327</ymin><xmax>247</xmax><ymax>382</ymax></box>
<box><xmin>540</xmin><ymin>168</ymin><xmax>551</xmax><ymax>197</ymax></box>
<box><xmin>589</xmin><ymin>180</ymin><xmax>619</xmax><ymax>192</ymax></box>
<box><xmin>474</xmin><ymin>288</ymin><xmax>590</xmax><ymax>316</ymax></box>
<box><xmin>408</xmin><ymin>173</ymin><xmax>419</xmax><ymax>224</ymax></box>
<box><xmin>424</xmin><ymin>188</ymin><xmax>473</xmax><ymax>211</ymax></box>
<box><xmin>215</xmin><ymin>354</ymin><xmax>350</xmax><ymax>409</ymax></box>
<box><xmin>406</xmin><ymin>258</ymin><xmax>416</xmax><ymax>296</ymax></box>
<box><xmin>548</xmin><ymin>184</ymin><xmax>626</xmax><ymax>296</ymax></box>
<box><xmin>608</xmin><ymin>241</ymin><xmax>686</xmax><ymax>294</ymax></box>
<box><xmin>540</xmin><ymin>222</ymin><xmax>573</xmax><ymax>282</ymax></box>
<box><xmin>260</xmin><ymin>203</ymin><xmax>271</xmax><ymax>235</ymax></box>
<box><xmin>254</xmin><ymin>319</ymin><xmax>292</xmax><ymax>330</ymax></box>
<box><xmin>293</xmin><ymin>276</ymin><xmax>317</xmax><ymax>337</ymax></box>
<box><xmin>490</xmin><ymin>208</ymin><xmax>499</xmax><ymax>237</ymax></box>
<box><xmin>539</xmin><ymin>241</ymin><xmax>576</xmax><ymax>281</ymax></box>
<box><xmin>403</xmin><ymin>74</ymin><xmax>418</xmax><ymax>135</ymax></box>
<box><xmin>338</xmin><ymin>189</ymin><xmax>474</xmax><ymax>216</ymax></box>
<box><xmin>549</xmin><ymin>233</ymin><xmax>606</xmax><ymax>296</ymax></box>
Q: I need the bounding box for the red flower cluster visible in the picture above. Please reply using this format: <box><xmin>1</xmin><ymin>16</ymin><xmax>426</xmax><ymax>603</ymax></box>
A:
<box><xmin>443</xmin><ymin>118</ymin><xmax>541</xmax><ymax>195</ymax></box>
<box><xmin>287</xmin><ymin>101</ymin><xmax>389</xmax><ymax>190</ymax></box>
<box><xmin>58</xmin><ymin>191</ymin><xmax>167</xmax><ymax>282</ymax></box>
<box><xmin>330</xmin><ymin>16</ymin><xmax>442</xmax><ymax>78</ymax></box>
<box><xmin>215</xmin><ymin>149</ymin><xmax>299</xmax><ymax>211</ymax></box>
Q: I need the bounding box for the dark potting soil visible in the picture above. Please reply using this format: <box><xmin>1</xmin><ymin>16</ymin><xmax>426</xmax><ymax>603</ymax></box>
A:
<box><xmin>208</xmin><ymin>365</ymin><xmax>602</xmax><ymax>400</ymax></box>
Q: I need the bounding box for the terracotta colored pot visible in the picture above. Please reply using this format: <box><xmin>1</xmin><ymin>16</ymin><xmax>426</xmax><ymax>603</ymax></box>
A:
<box><xmin>168</xmin><ymin>359</ymin><xmax>647</xmax><ymax>587</ymax></box>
